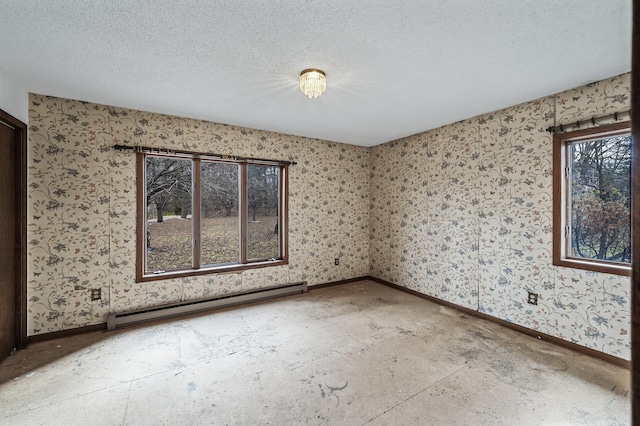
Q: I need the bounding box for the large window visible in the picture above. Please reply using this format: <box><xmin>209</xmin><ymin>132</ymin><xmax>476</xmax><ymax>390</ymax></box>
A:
<box><xmin>137</xmin><ymin>152</ymin><xmax>288</xmax><ymax>281</ymax></box>
<box><xmin>553</xmin><ymin>122</ymin><xmax>631</xmax><ymax>276</ymax></box>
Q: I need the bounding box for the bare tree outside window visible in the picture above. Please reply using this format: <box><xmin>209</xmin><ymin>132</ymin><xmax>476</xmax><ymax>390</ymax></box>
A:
<box><xmin>200</xmin><ymin>162</ymin><xmax>239</xmax><ymax>266</ymax></box>
<box><xmin>146</xmin><ymin>156</ymin><xmax>192</xmax><ymax>272</ymax></box>
<box><xmin>553</xmin><ymin>122</ymin><xmax>631</xmax><ymax>276</ymax></box>
<box><xmin>138</xmin><ymin>153</ymin><xmax>288</xmax><ymax>281</ymax></box>
<box><xmin>569</xmin><ymin>134</ymin><xmax>631</xmax><ymax>263</ymax></box>
<box><xmin>247</xmin><ymin>164</ymin><xmax>280</xmax><ymax>260</ymax></box>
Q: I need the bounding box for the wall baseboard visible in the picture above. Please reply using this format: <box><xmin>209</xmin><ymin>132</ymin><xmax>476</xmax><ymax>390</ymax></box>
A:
<box><xmin>28</xmin><ymin>323</ymin><xmax>107</xmax><ymax>344</ymax></box>
<box><xmin>367</xmin><ymin>276</ymin><xmax>630</xmax><ymax>369</ymax></box>
<box><xmin>309</xmin><ymin>276</ymin><xmax>370</xmax><ymax>290</ymax></box>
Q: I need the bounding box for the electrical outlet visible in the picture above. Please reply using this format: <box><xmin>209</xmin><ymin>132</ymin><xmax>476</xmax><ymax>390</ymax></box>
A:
<box><xmin>334</xmin><ymin>258</ymin><xmax>340</xmax><ymax>266</ymax></box>
<box><xmin>90</xmin><ymin>288</ymin><xmax>102</xmax><ymax>301</ymax></box>
<box><xmin>527</xmin><ymin>292</ymin><xmax>538</xmax><ymax>305</ymax></box>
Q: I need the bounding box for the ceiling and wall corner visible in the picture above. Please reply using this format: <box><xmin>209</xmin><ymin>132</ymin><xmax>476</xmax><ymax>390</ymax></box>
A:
<box><xmin>0</xmin><ymin>0</ymin><xmax>632</xmax><ymax>146</ymax></box>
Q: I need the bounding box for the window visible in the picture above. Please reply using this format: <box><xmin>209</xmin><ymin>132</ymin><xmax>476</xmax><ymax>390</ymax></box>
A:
<box><xmin>137</xmin><ymin>152</ymin><xmax>288</xmax><ymax>281</ymax></box>
<box><xmin>553</xmin><ymin>121</ymin><xmax>631</xmax><ymax>276</ymax></box>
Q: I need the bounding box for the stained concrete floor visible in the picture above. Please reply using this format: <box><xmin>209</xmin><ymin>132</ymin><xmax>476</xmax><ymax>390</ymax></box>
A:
<box><xmin>0</xmin><ymin>280</ymin><xmax>631</xmax><ymax>425</ymax></box>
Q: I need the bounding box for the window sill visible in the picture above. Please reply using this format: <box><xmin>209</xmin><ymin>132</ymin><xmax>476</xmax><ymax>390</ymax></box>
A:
<box><xmin>137</xmin><ymin>259</ymin><xmax>288</xmax><ymax>283</ymax></box>
<box><xmin>554</xmin><ymin>257</ymin><xmax>631</xmax><ymax>277</ymax></box>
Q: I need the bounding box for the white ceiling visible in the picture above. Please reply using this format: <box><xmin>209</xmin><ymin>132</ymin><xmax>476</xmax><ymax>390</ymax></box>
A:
<box><xmin>0</xmin><ymin>1</ymin><xmax>632</xmax><ymax>147</ymax></box>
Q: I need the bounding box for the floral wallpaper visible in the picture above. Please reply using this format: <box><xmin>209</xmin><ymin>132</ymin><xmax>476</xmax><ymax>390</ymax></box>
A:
<box><xmin>27</xmin><ymin>73</ymin><xmax>631</xmax><ymax>361</ymax></box>
<box><xmin>370</xmin><ymin>73</ymin><xmax>631</xmax><ymax>360</ymax></box>
<box><xmin>27</xmin><ymin>96</ymin><xmax>370</xmax><ymax>335</ymax></box>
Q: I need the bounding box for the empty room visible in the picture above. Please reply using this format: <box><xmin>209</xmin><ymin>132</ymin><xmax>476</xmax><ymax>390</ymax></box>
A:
<box><xmin>0</xmin><ymin>1</ymin><xmax>637</xmax><ymax>425</ymax></box>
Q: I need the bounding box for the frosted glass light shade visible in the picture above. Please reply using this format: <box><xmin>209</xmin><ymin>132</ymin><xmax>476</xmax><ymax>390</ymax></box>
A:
<box><xmin>299</xmin><ymin>69</ymin><xmax>326</xmax><ymax>99</ymax></box>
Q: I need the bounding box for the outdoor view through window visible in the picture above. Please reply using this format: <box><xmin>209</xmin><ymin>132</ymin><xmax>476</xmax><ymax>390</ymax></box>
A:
<box><xmin>569</xmin><ymin>131</ymin><xmax>631</xmax><ymax>262</ymax></box>
<box><xmin>141</xmin><ymin>153</ymin><xmax>284</xmax><ymax>279</ymax></box>
<box><xmin>146</xmin><ymin>156</ymin><xmax>193</xmax><ymax>272</ymax></box>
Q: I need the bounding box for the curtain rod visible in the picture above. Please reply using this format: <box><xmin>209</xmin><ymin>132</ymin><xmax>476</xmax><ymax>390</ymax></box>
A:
<box><xmin>112</xmin><ymin>144</ymin><xmax>297</xmax><ymax>166</ymax></box>
<box><xmin>546</xmin><ymin>109</ymin><xmax>631</xmax><ymax>134</ymax></box>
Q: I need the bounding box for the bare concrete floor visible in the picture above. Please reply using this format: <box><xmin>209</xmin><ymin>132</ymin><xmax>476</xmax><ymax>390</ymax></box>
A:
<box><xmin>0</xmin><ymin>280</ymin><xmax>631</xmax><ymax>425</ymax></box>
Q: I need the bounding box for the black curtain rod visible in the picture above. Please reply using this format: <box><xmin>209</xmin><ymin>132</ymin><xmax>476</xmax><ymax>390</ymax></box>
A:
<box><xmin>546</xmin><ymin>109</ymin><xmax>631</xmax><ymax>134</ymax></box>
<box><xmin>112</xmin><ymin>144</ymin><xmax>297</xmax><ymax>166</ymax></box>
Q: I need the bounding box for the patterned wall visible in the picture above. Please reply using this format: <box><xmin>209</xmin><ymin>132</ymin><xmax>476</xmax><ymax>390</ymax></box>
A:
<box><xmin>27</xmin><ymin>73</ymin><xmax>631</xmax><ymax>360</ymax></box>
<box><xmin>370</xmin><ymin>73</ymin><xmax>631</xmax><ymax>359</ymax></box>
<box><xmin>27</xmin><ymin>96</ymin><xmax>370</xmax><ymax>335</ymax></box>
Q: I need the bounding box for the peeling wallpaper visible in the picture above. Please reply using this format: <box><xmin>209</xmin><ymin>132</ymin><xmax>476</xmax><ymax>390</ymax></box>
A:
<box><xmin>370</xmin><ymin>73</ymin><xmax>631</xmax><ymax>360</ymax></box>
<box><xmin>27</xmin><ymin>96</ymin><xmax>370</xmax><ymax>335</ymax></box>
<box><xmin>27</xmin><ymin>73</ymin><xmax>631</xmax><ymax>360</ymax></box>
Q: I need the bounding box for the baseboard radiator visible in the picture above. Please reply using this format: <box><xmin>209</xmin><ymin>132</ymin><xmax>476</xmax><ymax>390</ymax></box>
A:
<box><xmin>107</xmin><ymin>281</ymin><xmax>308</xmax><ymax>330</ymax></box>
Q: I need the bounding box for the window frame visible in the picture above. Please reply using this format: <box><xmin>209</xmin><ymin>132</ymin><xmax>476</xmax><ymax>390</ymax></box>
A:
<box><xmin>136</xmin><ymin>152</ymin><xmax>289</xmax><ymax>282</ymax></box>
<box><xmin>552</xmin><ymin>121</ymin><xmax>631</xmax><ymax>276</ymax></box>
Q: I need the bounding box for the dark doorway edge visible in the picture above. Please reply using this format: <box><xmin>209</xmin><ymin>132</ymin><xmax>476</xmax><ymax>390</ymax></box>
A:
<box><xmin>0</xmin><ymin>108</ymin><xmax>27</xmax><ymax>352</ymax></box>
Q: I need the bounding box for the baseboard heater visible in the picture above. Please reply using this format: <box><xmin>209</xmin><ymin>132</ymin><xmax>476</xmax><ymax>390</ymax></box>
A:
<box><xmin>107</xmin><ymin>281</ymin><xmax>308</xmax><ymax>330</ymax></box>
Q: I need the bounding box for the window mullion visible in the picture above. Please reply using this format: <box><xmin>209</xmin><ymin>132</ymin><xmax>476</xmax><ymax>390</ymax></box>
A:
<box><xmin>193</xmin><ymin>158</ymin><xmax>201</xmax><ymax>269</ymax></box>
<box><xmin>564</xmin><ymin>151</ymin><xmax>572</xmax><ymax>260</ymax></box>
<box><xmin>137</xmin><ymin>152</ymin><xmax>146</xmax><ymax>279</ymax></box>
<box><xmin>240</xmin><ymin>163</ymin><xmax>248</xmax><ymax>264</ymax></box>
<box><xmin>280</xmin><ymin>165</ymin><xmax>288</xmax><ymax>261</ymax></box>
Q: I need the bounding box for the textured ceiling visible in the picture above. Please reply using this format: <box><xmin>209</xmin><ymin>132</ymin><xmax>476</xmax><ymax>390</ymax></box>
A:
<box><xmin>0</xmin><ymin>1</ymin><xmax>632</xmax><ymax>146</ymax></box>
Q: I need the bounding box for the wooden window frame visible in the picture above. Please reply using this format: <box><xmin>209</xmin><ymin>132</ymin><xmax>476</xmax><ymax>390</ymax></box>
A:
<box><xmin>136</xmin><ymin>152</ymin><xmax>289</xmax><ymax>282</ymax></box>
<box><xmin>552</xmin><ymin>121</ymin><xmax>631</xmax><ymax>276</ymax></box>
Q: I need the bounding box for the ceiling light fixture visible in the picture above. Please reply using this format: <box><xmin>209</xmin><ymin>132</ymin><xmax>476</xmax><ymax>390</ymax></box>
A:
<box><xmin>299</xmin><ymin>69</ymin><xmax>326</xmax><ymax>99</ymax></box>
